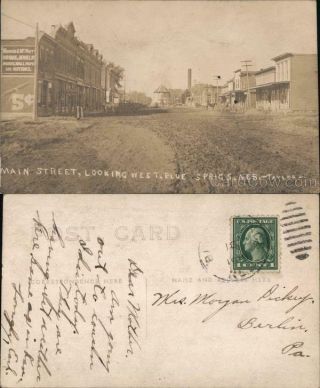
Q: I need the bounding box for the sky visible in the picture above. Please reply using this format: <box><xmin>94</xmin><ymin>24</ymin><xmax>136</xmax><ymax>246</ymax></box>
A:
<box><xmin>1</xmin><ymin>0</ymin><xmax>317</xmax><ymax>96</ymax></box>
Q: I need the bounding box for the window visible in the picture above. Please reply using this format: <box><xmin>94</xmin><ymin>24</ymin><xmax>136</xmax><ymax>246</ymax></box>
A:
<box><xmin>284</xmin><ymin>60</ymin><xmax>288</xmax><ymax>81</ymax></box>
<box><xmin>45</xmin><ymin>49</ymin><xmax>49</xmax><ymax>64</ymax></box>
<box><xmin>41</xmin><ymin>80</ymin><xmax>48</xmax><ymax>106</ymax></box>
<box><xmin>39</xmin><ymin>47</ymin><xmax>45</xmax><ymax>65</ymax></box>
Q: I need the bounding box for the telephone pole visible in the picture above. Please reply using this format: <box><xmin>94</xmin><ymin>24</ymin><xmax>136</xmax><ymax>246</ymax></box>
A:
<box><xmin>123</xmin><ymin>73</ymin><xmax>126</xmax><ymax>103</ymax></box>
<box><xmin>213</xmin><ymin>75</ymin><xmax>221</xmax><ymax>104</ymax></box>
<box><xmin>240</xmin><ymin>60</ymin><xmax>252</xmax><ymax>110</ymax></box>
<box><xmin>33</xmin><ymin>22</ymin><xmax>39</xmax><ymax>120</ymax></box>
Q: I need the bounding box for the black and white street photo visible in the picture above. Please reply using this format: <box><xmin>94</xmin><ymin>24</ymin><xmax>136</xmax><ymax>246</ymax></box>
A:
<box><xmin>1</xmin><ymin>0</ymin><xmax>318</xmax><ymax>193</ymax></box>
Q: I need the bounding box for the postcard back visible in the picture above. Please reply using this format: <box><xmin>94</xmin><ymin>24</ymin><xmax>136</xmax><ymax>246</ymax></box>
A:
<box><xmin>1</xmin><ymin>194</ymin><xmax>319</xmax><ymax>387</ymax></box>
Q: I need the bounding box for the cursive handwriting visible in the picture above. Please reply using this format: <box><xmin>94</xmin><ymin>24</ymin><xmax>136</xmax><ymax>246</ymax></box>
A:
<box><xmin>109</xmin><ymin>290</ymin><xmax>120</xmax><ymax>324</ymax></box>
<box><xmin>238</xmin><ymin>316</ymin><xmax>308</xmax><ymax>332</ymax></box>
<box><xmin>152</xmin><ymin>289</ymin><xmax>250</xmax><ymax>323</ymax></box>
<box><xmin>90</xmin><ymin>311</ymin><xmax>115</xmax><ymax>372</ymax></box>
<box><xmin>90</xmin><ymin>289</ymin><xmax>120</xmax><ymax>373</ymax></box>
<box><xmin>257</xmin><ymin>284</ymin><xmax>314</xmax><ymax>313</ymax></box>
<box><xmin>35</xmin><ymin>213</ymin><xmax>63</xmax><ymax>382</ymax></box>
<box><xmin>19</xmin><ymin>212</ymin><xmax>58</xmax><ymax>382</ymax></box>
<box><xmin>126</xmin><ymin>259</ymin><xmax>144</xmax><ymax>357</ymax></box>
<box><xmin>55</xmin><ymin>325</ymin><xmax>62</xmax><ymax>355</ymax></box>
<box><xmin>95</xmin><ymin>237</ymin><xmax>109</xmax><ymax>275</ymax></box>
<box><xmin>281</xmin><ymin>341</ymin><xmax>310</xmax><ymax>357</ymax></box>
<box><xmin>2</xmin><ymin>283</ymin><xmax>24</xmax><ymax>346</ymax></box>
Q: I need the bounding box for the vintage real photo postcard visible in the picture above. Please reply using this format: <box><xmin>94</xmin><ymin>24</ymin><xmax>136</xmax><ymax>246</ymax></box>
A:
<box><xmin>1</xmin><ymin>194</ymin><xmax>319</xmax><ymax>387</ymax></box>
<box><xmin>0</xmin><ymin>0</ymin><xmax>319</xmax><ymax>194</ymax></box>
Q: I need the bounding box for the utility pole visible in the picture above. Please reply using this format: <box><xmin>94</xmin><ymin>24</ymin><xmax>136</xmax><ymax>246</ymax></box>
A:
<box><xmin>240</xmin><ymin>60</ymin><xmax>253</xmax><ymax>110</ymax></box>
<box><xmin>33</xmin><ymin>22</ymin><xmax>39</xmax><ymax>120</ymax></box>
<box><xmin>213</xmin><ymin>75</ymin><xmax>221</xmax><ymax>104</ymax></box>
<box><xmin>206</xmin><ymin>83</ymin><xmax>209</xmax><ymax>108</ymax></box>
<box><xmin>123</xmin><ymin>73</ymin><xmax>126</xmax><ymax>103</ymax></box>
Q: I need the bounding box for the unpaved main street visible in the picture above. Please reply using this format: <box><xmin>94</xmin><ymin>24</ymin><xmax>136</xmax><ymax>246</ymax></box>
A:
<box><xmin>1</xmin><ymin>108</ymin><xmax>319</xmax><ymax>193</ymax></box>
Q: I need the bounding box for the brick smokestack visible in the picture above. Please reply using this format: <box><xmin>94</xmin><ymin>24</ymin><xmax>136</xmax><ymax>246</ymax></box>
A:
<box><xmin>188</xmin><ymin>68</ymin><xmax>192</xmax><ymax>90</ymax></box>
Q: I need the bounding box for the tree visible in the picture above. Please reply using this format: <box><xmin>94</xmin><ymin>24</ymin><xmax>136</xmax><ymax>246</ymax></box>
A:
<box><xmin>126</xmin><ymin>91</ymin><xmax>152</xmax><ymax>106</ymax></box>
<box><xmin>107</xmin><ymin>62</ymin><xmax>124</xmax><ymax>92</ymax></box>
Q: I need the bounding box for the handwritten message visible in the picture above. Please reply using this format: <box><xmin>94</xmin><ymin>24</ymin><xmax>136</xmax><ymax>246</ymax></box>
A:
<box><xmin>2</xmin><ymin>211</ymin><xmax>145</xmax><ymax>385</ymax></box>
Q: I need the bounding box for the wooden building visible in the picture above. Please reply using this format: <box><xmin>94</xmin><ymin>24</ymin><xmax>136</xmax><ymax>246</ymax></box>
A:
<box><xmin>252</xmin><ymin>53</ymin><xmax>318</xmax><ymax>112</ymax></box>
<box><xmin>254</xmin><ymin>66</ymin><xmax>276</xmax><ymax>111</ymax></box>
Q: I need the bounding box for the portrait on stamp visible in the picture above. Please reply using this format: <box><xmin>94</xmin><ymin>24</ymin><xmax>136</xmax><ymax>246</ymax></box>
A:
<box><xmin>242</xmin><ymin>227</ymin><xmax>270</xmax><ymax>262</ymax></box>
<box><xmin>233</xmin><ymin>216</ymin><xmax>278</xmax><ymax>271</ymax></box>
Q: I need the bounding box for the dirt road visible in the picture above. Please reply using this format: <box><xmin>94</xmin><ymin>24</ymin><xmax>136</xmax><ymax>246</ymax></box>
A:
<box><xmin>1</xmin><ymin>108</ymin><xmax>318</xmax><ymax>193</ymax></box>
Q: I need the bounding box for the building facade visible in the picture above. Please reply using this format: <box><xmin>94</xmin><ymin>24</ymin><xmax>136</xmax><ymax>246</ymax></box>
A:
<box><xmin>1</xmin><ymin>22</ymin><xmax>123</xmax><ymax>117</ymax></box>
<box><xmin>273</xmin><ymin>53</ymin><xmax>317</xmax><ymax>111</ymax></box>
<box><xmin>254</xmin><ymin>66</ymin><xmax>276</xmax><ymax>111</ymax></box>
<box><xmin>252</xmin><ymin>53</ymin><xmax>318</xmax><ymax>112</ymax></box>
<box><xmin>220</xmin><ymin>71</ymin><xmax>256</xmax><ymax>111</ymax></box>
<box><xmin>42</xmin><ymin>22</ymin><xmax>105</xmax><ymax>115</ymax></box>
<box><xmin>220</xmin><ymin>79</ymin><xmax>234</xmax><ymax>107</ymax></box>
<box><xmin>218</xmin><ymin>53</ymin><xmax>317</xmax><ymax>112</ymax></box>
<box><xmin>190</xmin><ymin>83</ymin><xmax>221</xmax><ymax>107</ymax></box>
<box><xmin>233</xmin><ymin>69</ymin><xmax>256</xmax><ymax>110</ymax></box>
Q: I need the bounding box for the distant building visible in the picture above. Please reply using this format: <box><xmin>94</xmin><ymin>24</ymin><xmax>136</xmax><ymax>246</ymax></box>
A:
<box><xmin>153</xmin><ymin>85</ymin><xmax>170</xmax><ymax>106</ymax></box>
<box><xmin>233</xmin><ymin>69</ymin><xmax>256</xmax><ymax>110</ymax></box>
<box><xmin>168</xmin><ymin>89</ymin><xmax>184</xmax><ymax>105</ymax></box>
<box><xmin>190</xmin><ymin>83</ymin><xmax>221</xmax><ymax>107</ymax></box>
<box><xmin>220</xmin><ymin>78</ymin><xmax>235</xmax><ymax>107</ymax></box>
<box><xmin>220</xmin><ymin>83</ymin><xmax>229</xmax><ymax>103</ymax></box>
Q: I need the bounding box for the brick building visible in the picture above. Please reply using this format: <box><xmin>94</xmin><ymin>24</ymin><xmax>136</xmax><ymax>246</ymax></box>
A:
<box><xmin>1</xmin><ymin>22</ymin><xmax>123</xmax><ymax>117</ymax></box>
<box><xmin>48</xmin><ymin>22</ymin><xmax>104</xmax><ymax>115</ymax></box>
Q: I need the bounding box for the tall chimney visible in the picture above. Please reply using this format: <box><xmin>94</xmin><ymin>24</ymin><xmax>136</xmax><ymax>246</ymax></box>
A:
<box><xmin>188</xmin><ymin>68</ymin><xmax>192</xmax><ymax>90</ymax></box>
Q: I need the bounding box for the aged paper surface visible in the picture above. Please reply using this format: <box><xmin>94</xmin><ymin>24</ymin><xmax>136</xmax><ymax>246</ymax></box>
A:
<box><xmin>1</xmin><ymin>194</ymin><xmax>319</xmax><ymax>387</ymax></box>
<box><xmin>0</xmin><ymin>0</ymin><xmax>319</xmax><ymax>193</ymax></box>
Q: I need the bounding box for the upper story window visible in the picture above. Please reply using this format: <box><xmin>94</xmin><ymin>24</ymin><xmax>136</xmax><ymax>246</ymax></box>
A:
<box><xmin>284</xmin><ymin>60</ymin><xmax>289</xmax><ymax>80</ymax></box>
<box><xmin>234</xmin><ymin>76</ymin><xmax>240</xmax><ymax>90</ymax></box>
<box><xmin>276</xmin><ymin>59</ymin><xmax>290</xmax><ymax>82</ymax></box>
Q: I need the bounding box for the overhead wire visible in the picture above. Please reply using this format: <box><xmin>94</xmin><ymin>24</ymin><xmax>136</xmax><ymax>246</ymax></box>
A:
<box><xmin>1</xmin><ymin>12</ymin><xmax>35</xmax><ymax>29</ymax></box>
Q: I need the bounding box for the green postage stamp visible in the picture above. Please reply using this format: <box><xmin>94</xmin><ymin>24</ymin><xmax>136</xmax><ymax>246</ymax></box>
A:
<box><xmin>232</xmin><ymin>216</ymin><xmax>278</xmax><ymax>271</ymax></box>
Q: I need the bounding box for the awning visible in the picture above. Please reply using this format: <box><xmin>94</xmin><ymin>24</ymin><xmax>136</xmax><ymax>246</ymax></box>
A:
<box><xmin>250</xmin><ymin>81</ymin><xmax>290</xmax><ymax>90</ymax></box>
